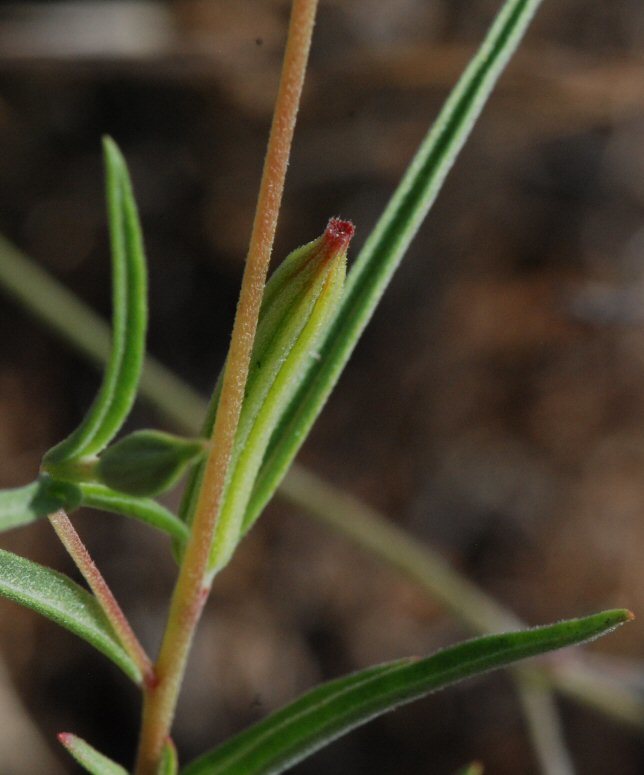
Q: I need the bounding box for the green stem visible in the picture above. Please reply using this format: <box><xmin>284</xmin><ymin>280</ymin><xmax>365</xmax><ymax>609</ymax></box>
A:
<box><xmin>2</xmin><ymin>233</ymin><xmax>641</xmax><ymax>745</ymax></box>
<box><xmin>2</xmin><ymin>231</ymin><xmax>641</xmax><ymax>754</ymax></box>
<box><xmin>134</xmin><ymin>3</ymin><xmax>319</xmax><ymax>772</ymax></box>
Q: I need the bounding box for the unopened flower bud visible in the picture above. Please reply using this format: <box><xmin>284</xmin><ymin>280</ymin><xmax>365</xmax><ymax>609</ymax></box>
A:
<box><xmin>208</xmin><ymin>218</ymin><xmax>354</xmax><ymax>576</ymax></box>
<box><xmin>96</xmin><ymin>430</ymin><xmax>207</xmax><ymax>497</ymax></box>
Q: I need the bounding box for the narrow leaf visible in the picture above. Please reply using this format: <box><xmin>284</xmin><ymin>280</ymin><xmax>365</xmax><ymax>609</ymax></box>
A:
<box><xmin>182</xmin><ymin>610</ymin><xmax>631</xmax><ymax>775</ymax></box>
<box><xmin>244</xmin><ymin>0</ymin><xmax>544</xmax><ymax>530</ymax></box>
<box><xmin>44</xmin><ymin>137</ymin><xmax>147</xmax><ymax>464</ymax></box>
<box><xmin>0</xmin><ymin>477</ymin><xmax>80</xmax><ymax>533</ymax></box>
<box><xmin>78</xmin><ymin>482</ymin><xmax>189</xmax><ymax>544</ymax></box>
<box><xmin>58</xmin><ymin>733</ymin><xmax>128</xmax><ymax>775</ymax></box>
<box><xmin>0</xmin><ymin>549</ymin><xmax>141</xmax><ymax>683</ymax></box>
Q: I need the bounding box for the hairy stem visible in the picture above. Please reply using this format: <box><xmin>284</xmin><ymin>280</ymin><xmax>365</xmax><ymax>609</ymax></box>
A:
<box><xmin>3</xmin><ymin>235</ymin><xmax>640</xmax><ymax>756</ymax></box>
<box><xmin>133</xmin><ymin>2</ymin><xmax>319</xmax><ymax>772</ymax></box>
<box><xmin>3</xmin><ymin>235</ymin><xmax>640</xmax><ymax>760</ymax></box>
<box><xmin>48</xmin><ymin>510</ymin><xmax>154</xmax><ymax>684</ymax></box>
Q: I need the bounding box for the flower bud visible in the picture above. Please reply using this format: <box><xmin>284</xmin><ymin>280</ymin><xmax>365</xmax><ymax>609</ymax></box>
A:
<box><xmin>96</xmin><ymin>430</ymin><xmax>207</xmax><ymax>497</ymax></box>
<box><xmin>208</xmin><ymin>218</ymin><xmax>354</xmax><ymax>576</ymax></box>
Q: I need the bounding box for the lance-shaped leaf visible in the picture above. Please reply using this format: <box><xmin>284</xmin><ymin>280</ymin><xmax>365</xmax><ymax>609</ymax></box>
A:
<box><xmin>0</xmin><ymin>476</ymin><xmax>80</xmax><ymax>533</ymax></box>
<box><xmin>44</xmin><ymin>137</ymin><xmax>147</xmax><ymax>465</ymax></box>
<box><xmin>78</xmin><ymin>481</ymin><xmax>189</xmax><ymax>544</ymax></box>
<box><xmin>0</xmin><ymin>549</ymin><xmax>141</xmax><ymax>683</ymax></box>
<box><xmin>243</xmin><ymin>0</ymin><xmax>545</xmax><ymax>531</ymax></box>
<box><xmin>58</xmin><ymin>733</ymin><xmax>128</xmax><ymax>775</ymax></box>
<box><xmin>96</xmin><ymin>430</ymin><xmax>206</xmax><ymax>497</ymax></box>
<box><xmin>182</xmin><ymin>610</ymin><xmax>631</xmax><ymax>775</ymax></box>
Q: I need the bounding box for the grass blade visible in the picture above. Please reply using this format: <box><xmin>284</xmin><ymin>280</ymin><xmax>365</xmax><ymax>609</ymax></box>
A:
<box><xmin>244</xmin><ymin>0</ymin><xmax>544</xmax><ymax>530</ymax></box>
<box><xmin>44</xmin><ymin>137</ymin><xmax>147</xmax><ymax>463</ymax></box>
<box><xmin>0</xmin><ymin>548</ymin><xmax>141</xmax><ymax>683</ymax></box>
<box><xmin>58</xmin><ymin>733</ymin><xmax>128</xmax><ymax>775</ymax></box>
<box><xmin>182</xmin><ymin>610</ymin><xmax>631</xmax><ymax>775</ymax></box>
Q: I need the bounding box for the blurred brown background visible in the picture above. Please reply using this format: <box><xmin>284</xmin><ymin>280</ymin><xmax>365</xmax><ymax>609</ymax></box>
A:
<box><xmin>0</xmin><ymin>0</ymin><xmax>643</xmax><ymax>773</ymax></box>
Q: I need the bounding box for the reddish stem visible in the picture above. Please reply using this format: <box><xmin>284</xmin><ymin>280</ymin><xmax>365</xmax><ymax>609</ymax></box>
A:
<box><xmin>49</xmin><ymin>510</ymin><xmax>154</xmax><ymax>684</ymax></box>
<box><xmin>133</xmin><ymin>2</ymin><xmax>319</xmax><ymax>772</ymax></box>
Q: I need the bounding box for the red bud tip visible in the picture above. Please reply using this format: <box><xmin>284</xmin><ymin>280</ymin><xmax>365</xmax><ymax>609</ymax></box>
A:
<box><xmin>57</xmin><ymin>732</ymin><xmax>73</xmax><ymax>746</ymax></box>
<box><xmin>323</xmin><ymin>217</ymin><xmax>355</xmax><ymax>256</ymax></box>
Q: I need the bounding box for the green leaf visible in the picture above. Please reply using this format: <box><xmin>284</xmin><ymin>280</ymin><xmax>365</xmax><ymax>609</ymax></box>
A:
<box><xmin>78</xmin><ymin>481</ymin><xmax>189</xmax><ymax>544</ymax></box>
<box><xmin>44</xmin><ymin>137</ymin><xmax>147</xmax><ymax>464</ymax></box>
<box><xmin>243</xmin><ymin>0</ymin><xmax>545</xmax><ymax>531</ymax></box>
<box><xmin>0</xmin><ymin>548</ymin><xmax>141</xmax><ymax>683</ymax></box>
<box><xmin>0</xmin><ymin>476</ymin><xmax>80</xmax><ymax>533</ymax></box>
<box><xmin>58</xmin><ymin>733</ymin><xmax>128</xmax><ymax>775</ymax></box>
<box><xmin>96</xmin><ymin>430</ymin><xmax>206</xmax><ymax>497</ymax></box>
<box><xmin>159</xmin><ymin>739</ymin><xmax>179</xmax><ymax>775</ymax></box>
<box><xmin>182</xmin><ymin>610</ymin><xmax>631</xmax><ymax>775</ymax></box>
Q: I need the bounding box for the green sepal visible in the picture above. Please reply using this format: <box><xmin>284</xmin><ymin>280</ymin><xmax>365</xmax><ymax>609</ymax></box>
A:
<box><xmin>43</xmin><ymin>137</ymin><xmax>147</xmax><ymax>465</ymax></box>
<box><xmin>182</xmin><ymin>610</ymin><xmax>631</xmax><ymax>775</ymax></box>
<box><xmin>0</xmin><ymin>548</ymin><xmax>142</xmax><ymax>683</ymax></box>
<box><xmin>203</xmin><ymin>220</ymin><xmax>351</xmax><ymax>577</ymax></box>
<box><xmin>159</xmin><ymin>739</ymin><xmax>179</xmax><ymax>775</ymax></box>
<box><xmin>58</xmin><ymin>733</ymin><xmax>128</xmax><ymax>775</ymax></box>
<box><xmin>0</xmin><ymin>476</ymin><xmax>80</xmax><ymax>534</ymax></box>
<box><xmin>96</xmin><ymin>430</ymin><xmax>206</xmax><ymax>497</ymax></box>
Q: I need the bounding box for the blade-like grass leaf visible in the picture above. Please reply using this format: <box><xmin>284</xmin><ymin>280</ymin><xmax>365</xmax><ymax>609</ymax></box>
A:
<box><xmin>182</xmin><ymin>610</ymin><xmax>631</xmax><ymax>775</ymax></box>
<box><xmin>0</xmin><ymin>477</ymin><xmax>79</xmax><ymax>533</ymax></box>
<box><xmin>244</xmin><ymin>0</ymin><xmax>544</xmax><ymax>531</ymax></box>
<box><xmin>58</xmin><ymin>733</ymin><xmax>128</xmax><ymax>775</ymax></box>
<box><xmin>0</xmin><ymin>548</ymin><xmax>141</xmax><ymax>683</ymax></box>
<box><xmin>78</xmin><ymin>481</ymin><xmax>189</xmax><ymax>544</ymax></box>
<box><xmin>44</xmin><ymin>137</ymin><xmax>147</xmax><ymax>464</ymax></box>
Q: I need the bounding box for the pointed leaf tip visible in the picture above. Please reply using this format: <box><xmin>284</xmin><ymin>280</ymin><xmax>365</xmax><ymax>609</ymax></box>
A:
<box><xmin>0</xmin><ymin>548</ymin><xmax>141</xmax><ymax>683</ymax></box>
<box><xmin>58</xmin><ymin>732</ymin><xmax>128</xmax><ymax>775</ymax></box>
<box><xmin>182</xmin><ymin>610</ymin><xmax>629</xmax><ymax>775</ymax></box>
<box><xmin>43</xmin><ymin>136</ymin><xmax>147</xmax><ymax>465</ymax></box>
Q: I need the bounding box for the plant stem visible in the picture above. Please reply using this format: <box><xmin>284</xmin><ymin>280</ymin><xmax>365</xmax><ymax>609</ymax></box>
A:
<box><xmin>2</xmin><ymin>234</ymin><xmax>641</xmax><ymax>754</ymax></box>
<box><xmin>48</xmin><ymin>510</ymin><xmax>154</xmax><ymax>684</ymax></box>
<box><xmin>3</xmin><ymin>234</ymin><xmax>640</xmax><ymax>747</ymax></box>
<box><xmin>133</xmin><ymin>2</ymin><xmax>319</xmax><ymax>772</ymax></box>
